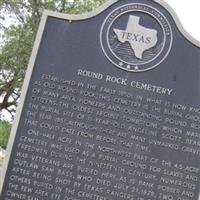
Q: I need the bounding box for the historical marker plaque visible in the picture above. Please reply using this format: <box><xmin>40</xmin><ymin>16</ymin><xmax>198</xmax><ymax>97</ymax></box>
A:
<box><xmin>1</xmin><ymin>0</ymin><xmax>200</xmax><ymax>199</ymax></box>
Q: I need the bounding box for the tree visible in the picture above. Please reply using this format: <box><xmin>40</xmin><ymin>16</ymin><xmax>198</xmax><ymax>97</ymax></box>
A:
<box><xmin>0</xmin><ymin>0</ymin><xmax>106</xmax><ymax>147</ymax></box>
<box><xmin>0</xmin><ymin>0</ymin><xmax>106</xmax><ymax>119</ymax></box>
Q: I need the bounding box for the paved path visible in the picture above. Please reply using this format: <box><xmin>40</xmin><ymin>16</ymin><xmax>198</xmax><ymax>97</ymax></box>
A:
<box><xmin>0</xmin><ymin>162</ymin><xmax>2</xmax><ymax>187</ymax></box>
<box><xmin>0</xmin><ymin>166</ymin><xmax>2</xmax><ymax>180</ymax></box>
<box><xmin>0</xmin><ymin>159</ymin><xmax>4</xmax><ymax>183</ymax></box>
<box><xmin>0</xmin><ymin>148</ymin><xmax>6</xmax><ymax>183</ymax></box>
<box><xmin>0</xmin><ymin>161</ymin><xmax>3</xmax><ymax>175</ymax></box>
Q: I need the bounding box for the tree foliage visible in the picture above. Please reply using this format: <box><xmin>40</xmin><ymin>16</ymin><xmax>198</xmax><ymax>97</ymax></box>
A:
<box><xmin>0</xmin><ymin>0</ymin><xmax>106</xmax><ymax>148</ymax></box>
<box><xmin>0</xmin><ymin>0</ymin><xmax>106</xmax><ymax>120</ymax></box>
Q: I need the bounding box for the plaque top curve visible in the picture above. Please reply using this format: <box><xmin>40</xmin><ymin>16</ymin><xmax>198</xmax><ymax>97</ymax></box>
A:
<box><xmin>42</xmin><ymin>0</ymin><xmax>200</xmax><ymax>48</ymax></box>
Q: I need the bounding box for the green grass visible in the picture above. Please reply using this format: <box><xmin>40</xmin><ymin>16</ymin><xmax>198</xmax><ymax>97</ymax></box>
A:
<box><xmin>0</xmin><ymin>120</ymin><xmax>11</xmax><ymax>149</ymax></box>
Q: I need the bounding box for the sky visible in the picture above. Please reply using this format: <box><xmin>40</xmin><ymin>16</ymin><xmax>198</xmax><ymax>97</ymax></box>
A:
<box><xmin>165</xmin><ymin>0</ymin><xmax>200</xmax><ymax>42</ymax></box>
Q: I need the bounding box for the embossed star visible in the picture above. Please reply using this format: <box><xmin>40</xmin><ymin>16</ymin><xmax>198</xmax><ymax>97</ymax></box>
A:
<box><xmin>134</xmin><ymin>66</ymin><xmax>139</xmax><ymax>70</ymax></box>
<box><xmin>119</xmin><ymin>62</ymin><xmax>123</xmax><ymax>66</ymax></box>
<box><xmin>127</xmin><ymin>65</ymin><xmax>131</xmax><ymax>69</ymax></box>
